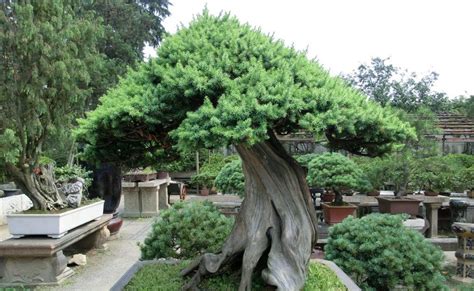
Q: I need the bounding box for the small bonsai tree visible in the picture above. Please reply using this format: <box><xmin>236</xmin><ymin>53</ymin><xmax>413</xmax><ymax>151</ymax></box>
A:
<box><xmin>214</xmin><ymin>159</ymin><xmax>245</xmax><ymax>197</ymax></box>
<box><xmin>307</xmin><ymin>153</ymin><xmax>371</xmax><ymax>205</ymax></box>
<box><xmin>325</xmin><ymin>214</ymin><xmax>446</xmax><ymax>290</ymax></box>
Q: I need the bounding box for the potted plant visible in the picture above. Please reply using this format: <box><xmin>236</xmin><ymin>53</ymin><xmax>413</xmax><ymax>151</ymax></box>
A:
<box><xmin>307</xmin><ymin>153</ymin><xmax>370</xmax><ymax>225</ymax></box>
<box><xmin>7</xmin><ymin>164</ymin><xmax>104</xmax><ymax>238</ymax></box>
<box><xmin>191</xmin><ymin>172</ymin><xmax>215</xmax><ymax>196</ymax></box>
<box><xmin>123</xmin><ymin>167</ymin><xmax>157</xmax><ymax>182</ymax></box>
<box><xmin>191</xmin><ymin>154</ymin><xmax>236</xmax><ymax>195</ymax></box>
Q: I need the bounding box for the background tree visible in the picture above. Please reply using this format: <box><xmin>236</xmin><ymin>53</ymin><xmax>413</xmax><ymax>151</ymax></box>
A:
<box><xmin>450</xmin><ymin>95</ymin><xmax>474</xmax><ymax>118</ymax></box>
<box><xmin>42</xmin><ymin>0</ymin><xmax>171</xmax><ymax>166</ymax></box>
<box><xmin>345</xmin><ymin>57</ymin><xmax>449</xmax><ymax>112</ymax></box>
<box><xmin>76</xmin><ymin>12</ymin><xmax>413</xmax><ymax>290</ymax></box>
<box><xmin>0</xmin><ymin>1</ymin><xmax>103</xmax><ymax>209</ymax></box>
<box><xmin>82</xmin><ymin>0</ymin><xmax>170</xmax><ymax>107</ymax></box>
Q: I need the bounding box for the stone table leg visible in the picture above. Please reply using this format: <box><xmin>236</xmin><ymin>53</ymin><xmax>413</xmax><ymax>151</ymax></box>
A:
<box><xmin>122</xmin><ymin>182</ymin><xmax>140</xmax><ymax>217</ymax></box>
<box><xmin>158</xmin><ymin>184</ymin><xmax>170</xmax><ymax>210</ymax></box>
<box><xmin>425</xmin><ymin>202</ymin><xmax>442</xmax><ymax>238</ymax></box>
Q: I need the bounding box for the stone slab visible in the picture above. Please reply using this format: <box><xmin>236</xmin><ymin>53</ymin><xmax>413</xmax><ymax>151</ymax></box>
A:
<box><xmin>428</xmin><ymin>237</ymin><xmax>458</xmax><ymax>251</ymax></box>
<box><xmin>0</xmin><ymin>214</ymin><xmax>112</xmax><ymax>257</ymax></box>
<box><xmin>137</xmin><ymin>178</ymin><xmax>169</xmax><ymax>188</ymax></box>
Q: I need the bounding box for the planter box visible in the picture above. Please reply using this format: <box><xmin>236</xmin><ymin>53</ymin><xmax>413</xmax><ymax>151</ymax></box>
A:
<box><xmin>322</xmin><ymin>203</ymin><xmax>357</xmax><ymax>225</ymax></box>
<box><xmin>376</xmin><ymin>197</ymin><xmax>420</xmax><ymax>217</ymax></box>
<box><xmin>7</xmin><ymin>200</ymin><xmax>105</xmax><ymax>238</ymax></box>
<box><xmin>111</xmin><ymin>259</ymin><xmax>360</xmax><ymax>291</ymax></box>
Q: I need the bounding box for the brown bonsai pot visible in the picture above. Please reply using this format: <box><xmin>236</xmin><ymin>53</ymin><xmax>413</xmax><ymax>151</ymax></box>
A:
<box><xmin>200</xmin><ymin>187</ymin><xmax>210</xmax><ymax>196</ymax></box>
<box><xmin>376</xmin><ymin>196</ymin><xmax>421</xmax><ymax>217</ymax></box>
<box><xmin>424</xmin><ymin>190</ymin><xmax>438</xmax><ymax>196</ymax></box>
<box><xmin>322</xmin><ymin>203</ymin><xmax>357</xmax><ymax>225</ymax></box>
<box><xmin>321</xmin><ymin>191</ymin><xmax>335</xmax><ymax>203</ymax></box>
<box><xmin>367</xmin><ymin>190</ymin><xmax>380</xmax><ymax>196</ymax></box>
<box><xmin>123</xmin><ymin>172</ymin><xmax>157</xmax><ymax>182</ymax></box>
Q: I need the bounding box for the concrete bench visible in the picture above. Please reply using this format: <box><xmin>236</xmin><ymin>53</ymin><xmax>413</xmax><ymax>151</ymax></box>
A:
<box><xmin>0</xmin><ymin>214</ymin><xmax>112</xmax><ymax>287</ymax></box>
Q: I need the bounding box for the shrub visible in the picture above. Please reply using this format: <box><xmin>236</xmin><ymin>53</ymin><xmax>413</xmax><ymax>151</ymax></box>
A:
<box><xmin>325</xmin><ymin>214</ymin><xmax>446</xmax><ymax>290</ymax></box>
<box><xmin>191</xmin><ymin>154</ymin><xmax>237</xmax><ymax>189</ymax></box>
<box><xmin>140</xmin><ymin>201</ymin><xmax>234</xmax><ymax>260</ymax></box>
<box><xmin>214</xmin><ymin>159</ymin><xmax>245</xmax><ymax>197</ymax></box>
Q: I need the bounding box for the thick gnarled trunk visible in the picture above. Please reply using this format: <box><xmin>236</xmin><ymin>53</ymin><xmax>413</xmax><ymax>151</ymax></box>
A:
<box><xmin>6</xmin><ymin>163</ymin><xmax>66</xmax><ymax>210</ymax></box>
<box><xmin>182</xmin><ymin>134</ymin><xmax>318</xmax><ymax>290</ymax></box>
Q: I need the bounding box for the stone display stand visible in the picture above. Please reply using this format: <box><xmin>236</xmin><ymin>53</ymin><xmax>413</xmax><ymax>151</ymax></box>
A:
<box><xmin>0</xmin><ymin>214</ymin><xmax>112</xmax><ymax>287</ymax></box>
<box><xmin>122</xmin><ymin>178</ymin><xmax>170</xmax><ymax>218</ymax></box>
<box><xmin>452</xmin><ymin>222</ymin><xmax>474</xmax><ymax>282</ymax></box>
<box><xmin>344</xmin><ymin>195</ymin><xmax>449</xmax><ymax>237</ymax></box>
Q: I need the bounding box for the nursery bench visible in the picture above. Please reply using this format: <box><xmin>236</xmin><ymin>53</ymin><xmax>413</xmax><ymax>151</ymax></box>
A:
<box><xmin>0</xmin><ymin>214</ymin><xmax>112</xmax><ymax>287</ymax></box>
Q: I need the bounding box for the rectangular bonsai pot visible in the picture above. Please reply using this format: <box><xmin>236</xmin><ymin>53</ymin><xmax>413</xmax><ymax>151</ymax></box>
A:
<box><xmin>322</xmin><ymin>203</ymin><xmax>357</xmax><ymax>225</ymax></box>
<box><xmin>7</xmin><ymin>200</ymin><xmax>105</xmax><ymax>238</ymax></box>
<box><xmin>375</xmin><ymin>197</ymin><xmax>421</xmax><ymax>217</ymax></box>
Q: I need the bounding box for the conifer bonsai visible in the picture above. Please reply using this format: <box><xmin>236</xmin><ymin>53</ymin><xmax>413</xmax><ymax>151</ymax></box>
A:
<box><xmin>76</xmin><ymin>12</ymin><xmax>413</xmax><ymax>290</ymax></box>
<box><xmin>307</xmin><ymin>153</ymin><xmax>371</xmax><ymax>205</ymax></box>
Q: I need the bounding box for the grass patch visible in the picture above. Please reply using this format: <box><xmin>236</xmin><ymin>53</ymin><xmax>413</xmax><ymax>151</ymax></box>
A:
<box><xmin>124</xmin><ymin>261</ymin><xmax>347</xmax><ymax>290</ymax></box>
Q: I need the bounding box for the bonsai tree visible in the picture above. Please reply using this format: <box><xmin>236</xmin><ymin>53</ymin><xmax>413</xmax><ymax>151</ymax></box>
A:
<box><xmin>307</xmin><ymin>153</ymin><xmax>371</xmax><ymax>205</ymax></box>
<box><xmin>76</xmin><ymin>12</ymin><xmax>413</xmax><ymax>290</ymax></box>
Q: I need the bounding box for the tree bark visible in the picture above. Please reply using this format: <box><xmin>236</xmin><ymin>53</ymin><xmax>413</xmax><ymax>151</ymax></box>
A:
<box><xmin>182</xmin><ymin>133</ymin><xmax>318</xmax><ymax>290</ymax></box>
<box><xmin>6</xmin><ymin>163</ymin><xmax>66</xmax><ymax>210</ymax></box>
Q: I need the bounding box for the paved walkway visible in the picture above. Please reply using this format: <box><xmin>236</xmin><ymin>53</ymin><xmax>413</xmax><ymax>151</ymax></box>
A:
<box><xmin>38</xmin><ymin>217</ymin><xmax>154</xmax><ymax>291</ymax></box>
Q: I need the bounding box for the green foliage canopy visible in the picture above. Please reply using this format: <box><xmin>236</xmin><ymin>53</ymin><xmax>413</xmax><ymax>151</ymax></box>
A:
<box><xmin>77</xmin><ymin>12</ymin><xmax>414</xmax><ymax>167</ymax></box>
<box><xmin>0</xmin><ymin>1</ymin><xmax>102</xmax><ymax>169</ymax></box>
<box><xmin>307</xmin><ymin>153</ymin><xmax>371</xmax><ymax>192</ymax></box>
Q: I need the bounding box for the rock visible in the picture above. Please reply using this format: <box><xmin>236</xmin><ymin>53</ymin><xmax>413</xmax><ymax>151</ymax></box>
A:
<box><xmin>68</xmin><ymin>254</ymin><xmax>87</xmax><ymax>266</ymax></box>
<box><xmin>3</xmin><ymin>194</ymin><xmax>34</xmax><ymax>214</ymax></box>
<box><xmin>0</xmin><ymin>190</ymin><xmax>4</xmax><ymax>198</ymax></box>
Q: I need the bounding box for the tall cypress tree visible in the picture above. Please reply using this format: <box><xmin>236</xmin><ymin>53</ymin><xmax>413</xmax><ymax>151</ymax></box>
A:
<box><xmin>0</xmin><ymin>1</ymin><xmax>103</xmax><ymax>209</ymax></box>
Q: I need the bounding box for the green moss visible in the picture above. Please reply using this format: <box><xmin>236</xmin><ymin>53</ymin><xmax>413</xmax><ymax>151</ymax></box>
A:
<box><xmin>125</xmin><ymin>261</ymin><xmax>346</xmax><ymax>290</ymax></box>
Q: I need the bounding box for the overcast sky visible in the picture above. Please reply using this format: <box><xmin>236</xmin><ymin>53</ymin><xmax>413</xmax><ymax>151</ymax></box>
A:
<box><xmin>151</xmin><ymin>0</ymin><xmax>474</xmax><ymax>97</ymax></box>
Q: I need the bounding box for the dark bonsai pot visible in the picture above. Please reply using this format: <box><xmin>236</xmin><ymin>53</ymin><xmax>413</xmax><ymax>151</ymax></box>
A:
<box><xmin>439</xmin><ymin>191</ymin><xmax>451</xmax><ymax>197</ymax></box>
<box><xmin>3</xmin><ymin>189</ymin><xmax>21</xmax><ymax>197</ymax></box>
<box><xmin>367</xmin><ymin>190</ymin><xmax>380</xmax><ymax>197</ymax></box>
<box><xmin>321</xmin><ymin>191</ymin><xmax>335</xmax><ymax>203</ymax></box>
<box><xmin>88</xmin><ymin>163</ymin><xmax>123</xmax><ymax>234</ymax></box>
